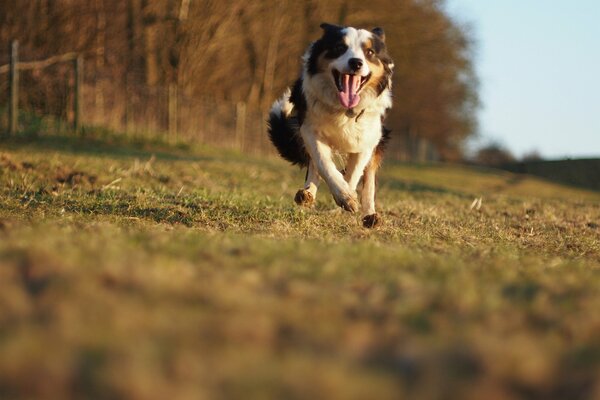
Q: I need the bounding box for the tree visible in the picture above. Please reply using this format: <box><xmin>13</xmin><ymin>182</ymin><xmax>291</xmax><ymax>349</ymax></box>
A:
<box><xmin>1</xmin><ymin>0</ymin><xmax>479</xmax><ymax>160</ymax></box>
<box><xmin>474</xmin><ymin>143</ymin><xmax>515</xmax><ymax>166</ymax></box>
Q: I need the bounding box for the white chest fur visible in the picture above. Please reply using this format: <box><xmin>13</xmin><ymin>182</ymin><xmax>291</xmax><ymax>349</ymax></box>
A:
<box><xmin>304</xmin><ymin>109</ymin><xmax>382</xmax><ymax>153</ymax></box>
<box><xmin>301</xmin><ymin>72</ymin><xmax>392</xmax><ymax>153</ymax></box>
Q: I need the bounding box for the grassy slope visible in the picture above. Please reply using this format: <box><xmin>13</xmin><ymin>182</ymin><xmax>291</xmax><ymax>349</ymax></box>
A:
<box><xmin>1</xmin><ymin>135</ymin><xmax>599</xmax><ymax>400</ymax></box>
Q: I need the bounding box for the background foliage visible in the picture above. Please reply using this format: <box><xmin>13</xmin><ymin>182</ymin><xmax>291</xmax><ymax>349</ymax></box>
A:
<box><xmin>0</xmin><ymin>0</ymin><xmax>479</xmax><ymax>160</ymax></box>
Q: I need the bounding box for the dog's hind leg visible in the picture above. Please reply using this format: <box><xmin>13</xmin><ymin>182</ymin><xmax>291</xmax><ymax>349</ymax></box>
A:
<box><xmin>294</xmin><ymin>159</ymin><xmax>320</xmax><ymax>207</ymax></box>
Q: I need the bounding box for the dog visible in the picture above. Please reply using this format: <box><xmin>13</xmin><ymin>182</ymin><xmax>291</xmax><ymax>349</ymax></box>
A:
<box><xmin>268</xmin><ymin>23</ymin><xmax>394</xmax><ymax>228</ymax></box>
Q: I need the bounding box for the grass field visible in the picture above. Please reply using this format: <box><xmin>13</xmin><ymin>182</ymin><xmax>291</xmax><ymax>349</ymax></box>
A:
<box><xmin>1</xmin><ymin>133</ymin><xmax>599</xmax><ymax>400</ymax></box>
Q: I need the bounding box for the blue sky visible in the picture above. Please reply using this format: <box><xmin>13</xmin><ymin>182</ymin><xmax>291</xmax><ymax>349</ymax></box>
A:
<box><xmin>446</xmin><ymin>0</ymin><xmax>600</xmax><ymax>159</ymax></box>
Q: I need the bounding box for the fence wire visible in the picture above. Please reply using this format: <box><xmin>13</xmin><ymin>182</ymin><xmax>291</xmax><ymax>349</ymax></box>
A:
<box><xmin>1</xmin><ymin>49</ymin><xmax>439</xmax><ymax>162</ymax></box>
<box><xmin>81</xmin><ymin>80</ymin><xmax>274</xmax><ymax>155</ymax></box>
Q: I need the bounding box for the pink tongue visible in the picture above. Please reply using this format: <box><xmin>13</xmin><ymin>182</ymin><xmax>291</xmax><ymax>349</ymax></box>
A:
<box><xmin>338</xmin><ymin>74</ymin><xmax>361</xmax><ymax>109</ymax></box>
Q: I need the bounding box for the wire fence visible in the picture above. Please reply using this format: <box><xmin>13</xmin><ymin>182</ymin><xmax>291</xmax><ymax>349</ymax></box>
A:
<box><xmin>82</xmin><ymin>80</ymin><xmax>273</xmax><ymax>155</ymax></box>
<box><xmin>1</xmin><ymin>46</ymin><xmax>439</xmax><ymax>162</ymax></box>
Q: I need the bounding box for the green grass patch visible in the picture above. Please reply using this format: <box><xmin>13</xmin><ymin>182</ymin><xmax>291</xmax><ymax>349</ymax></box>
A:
<box><xmin>1</xmin><ymin>134</ymin><xmax>599</xmax><ymax>399</ymax></box>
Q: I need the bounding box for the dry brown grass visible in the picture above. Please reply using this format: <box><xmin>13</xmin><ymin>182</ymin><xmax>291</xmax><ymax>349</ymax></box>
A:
<box><xmin>1</xmin><ymin>134</ymin><xmax>599</xmax><ymax>399</ymax></box>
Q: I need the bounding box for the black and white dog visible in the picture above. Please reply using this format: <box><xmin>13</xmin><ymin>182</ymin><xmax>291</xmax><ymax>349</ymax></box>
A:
<box><xmin>268</xmin><ymin>23</ymin><xmax>394</xmax><ymax>228</ymax></box>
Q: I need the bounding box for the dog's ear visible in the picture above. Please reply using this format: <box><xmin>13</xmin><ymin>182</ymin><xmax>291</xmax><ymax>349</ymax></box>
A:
<box><xmin>372</xmin><ymin>27</ymin><xmax>385</xmax><ymax>42</ymax></box>
<box><xmin>320</xmin><ymin>23</ymin><xmax>343</xmax><ymax>33</ymax></box>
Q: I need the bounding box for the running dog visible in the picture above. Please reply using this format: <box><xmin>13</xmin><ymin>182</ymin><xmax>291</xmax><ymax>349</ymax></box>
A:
<box><xmin>268</xmin><ymin>23</ymin><xmax>393</xmax><ymax>228</ymax></box>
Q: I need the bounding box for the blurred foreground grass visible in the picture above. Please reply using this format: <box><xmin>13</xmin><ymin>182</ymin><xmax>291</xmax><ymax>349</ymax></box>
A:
<box><xmin>1</xmin><ymin>134</ymin><xmax>599</xmax><ymax>399</ymax></box>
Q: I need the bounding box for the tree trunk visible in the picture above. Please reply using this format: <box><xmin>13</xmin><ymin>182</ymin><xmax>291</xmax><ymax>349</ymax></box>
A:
<box><xmin>261</xmin><ymin>4</ymin><xmax>286</xmax><ymax>109</ymax></box>
<box><xmin>141</xmin><ymin>0</ymin><xmax>159</xmax><ymax>86</ymax></box>
<box><xmin>94</xmin><ymin>0</ymin><xmax>106</xmax><ymax>122</ymax></box>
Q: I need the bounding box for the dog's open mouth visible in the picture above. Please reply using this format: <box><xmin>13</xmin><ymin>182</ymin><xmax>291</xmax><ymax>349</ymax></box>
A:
<box><xmin>332</xmin><ymin>70</ymin><xmax>371</xmax><ymax>109</ymax></box>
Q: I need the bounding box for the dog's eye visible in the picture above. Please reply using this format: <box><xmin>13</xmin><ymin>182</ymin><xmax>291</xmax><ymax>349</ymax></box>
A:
<box><xmin>365</xmin><ymin>49</ymin><xmax>375</xmax><ymax>57</ymax></box>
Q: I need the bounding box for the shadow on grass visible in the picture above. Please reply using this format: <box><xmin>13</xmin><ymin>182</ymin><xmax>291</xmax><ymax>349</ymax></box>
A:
<box><xmin>7</xmin><ymin>187</ymin><xmax>289</xmax><ymax>230</ymax></box>
<box><xmin>382</xmin><ymin>178</ymin><xmax>470</xmax><ymax>198</ymax></box>
<box><xmin>0</xmin><ymin>130</ymin><xmax>215</xmax><ymax>162</ymax></box>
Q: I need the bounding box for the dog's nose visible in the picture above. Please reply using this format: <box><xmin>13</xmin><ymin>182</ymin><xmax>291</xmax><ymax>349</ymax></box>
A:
<box><xmin>348</xmin><ymin>58</ymin><xmax>363</xmax><ymax>72</ymax></box>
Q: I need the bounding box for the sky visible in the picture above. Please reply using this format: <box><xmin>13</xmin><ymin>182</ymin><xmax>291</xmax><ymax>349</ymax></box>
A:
<box><xmin>446</xmin><ymin>0</ymin><xmax>600</xmax><ymax>159</ymax></box>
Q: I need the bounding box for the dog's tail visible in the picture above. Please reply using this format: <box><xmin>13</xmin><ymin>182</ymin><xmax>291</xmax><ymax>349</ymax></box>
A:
<box><xmin>268</xmin><ymin>88</ymin><xmax>309</xmax><ymax>167</ymax></box>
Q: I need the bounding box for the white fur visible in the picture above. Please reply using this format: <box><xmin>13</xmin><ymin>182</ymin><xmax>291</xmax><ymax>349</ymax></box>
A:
<box><xmin>271</xmin><ymin>88</ymin><xmax>293</xmax><ymax>117</ymax></box>
<box><xmin>282</xmin><ymin>27</ymin><xmax>393</xmax><ymax>218</ymax></box>
<box><xmin>303</xmin><ymin>160</ymin><xmax>320</xmax><ymax>197</ymax></box>
<box><xmin>330</xmin><ymin>28</ymin><xmax>372</xmax><ymax>77</ymax></box>
<box><xmin>361</xmin><ymin>163</ymin><xmax>377</xmax><ymax>215</ymax></box>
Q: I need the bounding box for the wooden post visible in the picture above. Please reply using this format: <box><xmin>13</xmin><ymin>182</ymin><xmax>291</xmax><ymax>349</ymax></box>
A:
<box><xmin>168</xmin><ymin>83</ymin><xmax>178</xmax><ymax>139</ymax></box>
<box><xmin>235</xmin><ymin>102</ymin><xmax>246</xmax><ymax>150</ymax></box>
<box><xmin>8</xmin><ymin>40</ymin><xmax>19</xmax><ymax>135</ymax></box>
<box><xmin>125</xmin><ymin>72</ymin><xmax>133</xmax><ymax>134</ymax></box>
<box><xmin>73</xmin><ymin>55</ymin><xmax>83</xmax><ymax>132</ymax></box>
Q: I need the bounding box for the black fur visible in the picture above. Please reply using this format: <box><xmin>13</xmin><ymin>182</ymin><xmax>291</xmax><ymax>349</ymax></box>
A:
<box><xmin>375</xmin><ymin>71</ymin><xmax>391</xmax><ymax>97</ymax></box>
<box><xmin>378</xmin><ymin>125</ymin><xmax>392</xmax><ymax>154</ymax></box>
<box><xmin>371</xmin><ymin>27</ymin><xmax>385</xmax><ymax>42</ymax></box>
<box><xmin>370</xmin><ymin>34</ymin><xmax>393</xmax><ymax>96</ymax></box>
<box><xmin>307</xmin><ymin>24</ymin><xmax>346</xmax><ymax>76</ymax></box>
<box><xmin>267</xmin><ymin>79</ymin><xmax>309</xmax><ymax>167</ymax></box>
<box><xmin>290</xmin><ymin>78</ymin><xmax>307</xmax><ymax>125</ymax></box>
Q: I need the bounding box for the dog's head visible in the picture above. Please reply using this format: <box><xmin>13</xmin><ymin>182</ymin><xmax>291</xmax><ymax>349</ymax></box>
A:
<box><xmin>304</xmin><ymin>23</ymin><xmax>394</xmax><ymax>110</ymax></box>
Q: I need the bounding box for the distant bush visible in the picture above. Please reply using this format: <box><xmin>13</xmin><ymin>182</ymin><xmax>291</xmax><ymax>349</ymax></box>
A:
<box><xmin>473</xmin><ymin>143</ymin><xmax>515</xmax><ymax>166</ymax></box>
<box><xmin>521</xmin><ymin>150</ymin><xmax>543</xmax><ymax>162</ymax></box>
<box><xmin>502</xmin><ymin>159</ymin><xmax>600</xmax><ymax>191</ymax></box>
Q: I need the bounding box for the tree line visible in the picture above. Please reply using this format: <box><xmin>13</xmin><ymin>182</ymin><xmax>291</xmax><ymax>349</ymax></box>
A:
<box><xmin>0</xmin><ymin>0</ymin><xmax>479</xmax><ymax>160</ymax></box>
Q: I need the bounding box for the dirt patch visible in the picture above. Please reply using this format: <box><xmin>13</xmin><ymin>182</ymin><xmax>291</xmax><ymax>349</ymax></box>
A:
<box><xmin>0</xmin><ymin>153</ymin><xmax>35</xmax><ymax>171</ymax></box>
<box><xmin>55</xmin><ymin>167</ymin><xmax>97</xmax><ymax>186</ymax></box>
<box><xmin>0</xmin><ymin>218</ymin><xmax>16</xmax><ymax>233</ymax></box>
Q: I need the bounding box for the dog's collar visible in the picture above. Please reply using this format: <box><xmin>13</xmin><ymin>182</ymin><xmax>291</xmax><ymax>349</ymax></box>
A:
<box><xmin>345</xmin><ymin>108</ymin><xmax>366</xmax><ymax>122</ymax></box>
<box><xmin>310</xmin><ymin>98</ymin><xmax>366</xmax><ymax>122</ymax></box>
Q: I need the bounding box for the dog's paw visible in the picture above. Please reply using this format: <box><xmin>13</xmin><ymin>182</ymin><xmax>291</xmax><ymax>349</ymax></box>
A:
<box><xmin>334</xmin><ymin>192</ymin><xmax>359</xmax><ymax>213</ymax></box>
<box><xmin>294</xmin><ymin>189</ymin><xmax>315</xmax><ymax>207</ymax></box>
<box><xmin>362</xmin><ymin>213</ymin><xmax>381</xmax><ymax>229</ymax></box>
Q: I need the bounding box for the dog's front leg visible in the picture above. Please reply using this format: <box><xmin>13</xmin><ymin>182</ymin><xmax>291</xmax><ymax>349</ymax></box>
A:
<box><xmin>301</xmin><ymin>128</ymin><xmax>359</xmax><ymax>212</ymax></box>
<box><xmin>346</xmin><ymin>150</ymin><xmax>382</xmax><ymax>228</ymax></box>
<box><xmin>360</xmin><ymin>149</ymin><xmax>385</xmax><ymax>228</ymax></box>
<box><xmin>344</xmin><ymin>150</ymin><xmax>375</xmax><ymax>191</ymax></box>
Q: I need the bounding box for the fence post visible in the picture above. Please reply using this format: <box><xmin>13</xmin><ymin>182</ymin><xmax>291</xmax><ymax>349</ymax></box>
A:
<box><xmin>168</xmin><ymin>84</ymin><xmax>178</xmax><ymax>139</ymax></box>
<box><xmin>418</xmin><ymin>137</ymin><xmax>428</xmax><ymax>162</ymax></box>
<box><xmin>73</xmin><ymin>54</ymin><xmax>83</xmax><ymax>132</ymax></box>
<box><xmin>235</xmin><ymin>101</ymin><xmax>246</xmax><ymax>151</ymax></box>
<box><xmin>124</xmin><ymin>73</ymin><xmax>133</xmax><ymax>135</ymax></box>
<box><xmin>8</xmin><ymin>40</ymin><xmax>19</xmax><ymax>135</ymax></box>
